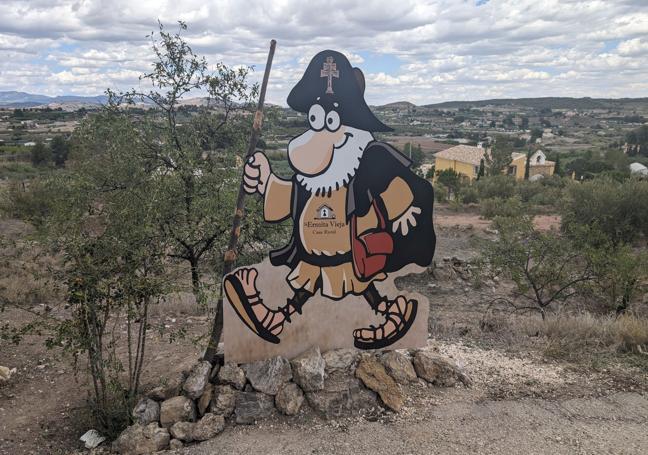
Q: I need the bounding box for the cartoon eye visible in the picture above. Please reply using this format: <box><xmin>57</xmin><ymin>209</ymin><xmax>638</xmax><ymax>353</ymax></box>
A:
<box><xmin>308</xmin><ymin>104</ymin><xmax>325</xmax><ymax>131</ymax></box>
<box><xmin>325</xmin><ymin>110</ymin><xmax>340</xmax><ymax>131</ymax></box>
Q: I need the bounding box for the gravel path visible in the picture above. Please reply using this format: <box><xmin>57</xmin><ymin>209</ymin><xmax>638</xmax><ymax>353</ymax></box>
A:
<box><xmin>180</xmin><ymin>391</ymin><xmax>648</xmax><ymax>455</ymax></box>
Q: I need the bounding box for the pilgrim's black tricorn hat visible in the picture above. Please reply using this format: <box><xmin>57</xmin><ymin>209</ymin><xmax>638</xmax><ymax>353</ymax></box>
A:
<box><xmin>287</xmin><ymin>50</ymin><xmax>392</xmax><ymax>132</ymax></box>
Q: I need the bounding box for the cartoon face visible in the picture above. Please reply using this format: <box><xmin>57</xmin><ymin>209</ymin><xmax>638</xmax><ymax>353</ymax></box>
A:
<box><xmin>288</xmin><ymin>102</ymin><xmax>351</xmax><ymax>177</ymax></box>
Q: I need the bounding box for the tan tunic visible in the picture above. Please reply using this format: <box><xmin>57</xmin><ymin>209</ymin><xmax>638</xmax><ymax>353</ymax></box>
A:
<box><xmin>263</xmin><ymin>174</ymin><xmax>414</xmax><ymax>299</ymax></box>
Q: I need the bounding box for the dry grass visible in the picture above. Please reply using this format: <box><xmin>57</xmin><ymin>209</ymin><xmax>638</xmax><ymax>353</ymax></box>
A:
<box><xmin>521</xmin><ymin>313</ymin><xmax>648</xmax><ymax>358</ymax></box>
<box><xmin>0</xmin><ymin>219</ymin><xmax>62</xmax><ymax>309</ymax></box>
<box><xmin>149</xmin><ymin>291</ymin><xmax>208</xmax><ymax>317</ymax></box>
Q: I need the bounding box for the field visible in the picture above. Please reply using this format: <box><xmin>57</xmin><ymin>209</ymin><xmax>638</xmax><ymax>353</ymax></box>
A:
<box><xmin>384</xmin><ymin>136</ymin><xmax>453</xmax><ymax>155</ymax></box>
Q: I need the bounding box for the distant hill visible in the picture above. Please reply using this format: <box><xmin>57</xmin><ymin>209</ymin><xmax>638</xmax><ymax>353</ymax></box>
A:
<box><xmin>380</xmin><ymin>101</ymin><xmax>416</xmax><ymax>109</ymax></box>
<box><xmin>418</xmin><ymin>97</ymin><xmax>648</xmax><ymax>110</ymax></box>
<box><xmin>0</xmin><ymin>91</ymin><xmax>107</xmax><ymax>107</ymax></box>
<box><xmin>3</xmin><ymin>91</ymin><xmax>647</xmax><ymax>111</ymax></box>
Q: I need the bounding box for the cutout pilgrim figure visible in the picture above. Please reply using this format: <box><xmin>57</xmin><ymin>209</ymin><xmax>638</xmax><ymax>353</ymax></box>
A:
<box><xmin>224</xmin><ymin>50</ymin><xmax>436</xmax><ymax>351</ymax></box>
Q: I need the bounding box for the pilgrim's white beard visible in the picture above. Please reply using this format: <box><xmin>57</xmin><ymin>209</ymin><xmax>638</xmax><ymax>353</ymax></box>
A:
<box><xmin>295</xmin><ymin>127</ymin><xmax>374</xmax><ymax>194</ymax></box>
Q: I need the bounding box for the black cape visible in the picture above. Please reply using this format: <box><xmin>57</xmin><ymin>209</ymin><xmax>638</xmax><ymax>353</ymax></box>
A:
<box><xmin>269</xmin><ymin>141</ymin><xmax>436</xmax><ymax>274</ymax></box>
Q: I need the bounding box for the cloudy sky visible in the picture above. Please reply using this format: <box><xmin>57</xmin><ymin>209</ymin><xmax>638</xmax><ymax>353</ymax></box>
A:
<box><xmin>0</xmin><ymin>0</ymin><xmax>647</xmax><ymax>105</ymax></box>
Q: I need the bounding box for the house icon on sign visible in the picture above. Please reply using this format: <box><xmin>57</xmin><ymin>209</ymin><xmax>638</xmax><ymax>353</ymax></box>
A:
<box><xmin>315</xmin><ymin>204</ymin><xmax>335</xmax><ymax>220</ymax></box>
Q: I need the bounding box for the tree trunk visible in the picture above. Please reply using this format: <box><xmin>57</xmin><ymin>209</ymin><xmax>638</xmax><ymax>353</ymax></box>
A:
<box><xmin>190</xmin><ymin>258</ymin><xmax>200</xmax><ymax>299</ymax></box>
<box><xmin>203</xmin><ymin>39</ymin><xmax>276</xmax><ymax>364</ymax></box>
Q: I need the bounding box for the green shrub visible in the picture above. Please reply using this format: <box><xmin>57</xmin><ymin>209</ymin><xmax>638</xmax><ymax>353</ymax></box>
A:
<box><xmin>516</xmin><ymin>179</ymin><xmax>564</xmax><ymax>207</ymax></box>
<box><xmin>459</xmin><ymin>186</ymin><xmax>479</xmax><ymax>204</ymax></box>
<box><xmin>0</xmin><ymin>162</ymin><xmax>38</xmax><ymax>180</ymax></box>
<box><xmin>434</xmin><ymin>184</ymin><xmax>448</xmax><ymax>203</ymax></box>
<box><xmin>480</xmin><ymin>196</ymin><xmax>525</xmax><ymax>219</ymax></box>
<box><xmin>1</xmin><ymin>179</ymin><xmax>53</xmax><ymax>225</ymax></box>
<box><xmin>562</xmin><ymin>177</ymin><xmax>648</xmax><ymax>246</ymax></box>
<box><xmin>475</xmin><ymin>175</ymin><xmax>516</xmax><ymax>200</ymax></box>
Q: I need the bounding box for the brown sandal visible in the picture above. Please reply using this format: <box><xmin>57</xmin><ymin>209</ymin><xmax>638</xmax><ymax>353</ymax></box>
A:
<box><xmin>353</xmin><ymin>298</ymin><xmax>418</xmax><ymax>350</ymax></box>
<box><xmin>224</xmin><ymin>274</ymin><xmax>282</xmax><ymax>344</ymax></box>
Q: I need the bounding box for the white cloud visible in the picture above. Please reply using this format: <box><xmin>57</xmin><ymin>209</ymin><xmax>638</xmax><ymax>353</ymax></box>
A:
<box><xmin>618</xmin><ymin>38</ymin><xmax>648</xmax><ymax>56</ymax></box>
<box><xmin>0</xmin><ymin>0</ymin><xmax>647</xmax><ymax>103</ymax></box>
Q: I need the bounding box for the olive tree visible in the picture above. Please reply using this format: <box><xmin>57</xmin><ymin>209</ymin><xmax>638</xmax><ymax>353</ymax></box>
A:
<box><xmin>109</xmin><ymin>22</ymin><xmax>287</xmax><ymax>305</ymax></box>
<box><xmin>478</xmin><ymin>215</ymin><xmax>594</xmax><ymax>319</ymax></box>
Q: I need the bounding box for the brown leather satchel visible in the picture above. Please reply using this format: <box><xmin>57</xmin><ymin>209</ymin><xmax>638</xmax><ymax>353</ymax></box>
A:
<box><xmin>351</xmin><ymin>198</ymin><xmax>394</xmax><ymax>280</ymax></box>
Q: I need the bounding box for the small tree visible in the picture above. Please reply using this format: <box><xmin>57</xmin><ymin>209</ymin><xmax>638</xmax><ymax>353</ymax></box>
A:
<box><xmin>589</xmin><ymin>242</ymin><xmax>648</xmax><ymax>315</ymax></box>
<box><xmin>530</xmin><ymin>128</ymin><xmax>543</xmax><ymax>143</ymax></box>
<box><xmin>436</xmin><ymin>168</ymin><xmax>462</xmax><ymax>199</ymax></box>
<box><xmin>477</xmin><ymin>158</ymin><xmax>485</xmax><ymax>180</ymax></box>
<box><xmin>554</xmin><ymin>155</ymin><xmax>562</xmax><ymax>177</ymax></box>
<box><xmin>50</xmin><ymin>136</ymin><xmax>69</xmax><ymax>167</ymax></box>
<box><xmin>485</xmin><ymin>135</ymin><xmax>514</xmax><ymax>176</ymax></box>
<box><xmin>524</xmin><ymin>150</ymin><xmax>531</xmax><ymax>180</ymax></box>
<box><xmin>109</xmin><ymin>22</ymin><xmax>283</xmax><ymax>303</ymax></box>
<box><xmin>30</xmin><ymin>141</ymin><xmax>52</xmax><ymax>166</ymax></box>
<box><xmin>479</xmin><ymin>215</ymin><xmax>594</xmax><ymax>319</ymax></box>
<box><xmin>411</xmin><ymin>144</ymin><xmax>424</xmax><ymax>168</ymax></box>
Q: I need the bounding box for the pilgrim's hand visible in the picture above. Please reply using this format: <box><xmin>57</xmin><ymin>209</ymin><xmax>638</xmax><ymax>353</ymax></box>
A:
<box><xmin>392</xmin><ymin>206</ymin><xmax>421</xmax><ymax>236</ymax></box>
<box><xmin>243</xmin><ymin>152</ymin><xmax>271</xmax><ymax>196</ymax></box>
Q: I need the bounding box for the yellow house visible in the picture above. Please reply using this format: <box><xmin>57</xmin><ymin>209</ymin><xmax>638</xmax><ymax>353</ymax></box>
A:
<box><xmin>433</xmin><ymin>145</ymin><xmax>484</xmax><ymax>180</ymax></box>
<box><xmin>433</xmin><ymin>145</ymin><xmax>555</xmax><ymax>181</ymax></box>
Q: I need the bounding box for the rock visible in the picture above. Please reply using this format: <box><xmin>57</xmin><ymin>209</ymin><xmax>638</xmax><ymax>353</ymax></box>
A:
<box><xmin>323</xmin><ymin>349</ymin><xmax>359</xmax><ymax>374</ymax></box>
<box><xmin>112</xmin><ymin>423</ymin><xmax>170</xmax><ymax>454</ymax></box>
<box><xmin>217</xmin><ymin>363</ymin><xmax>246</xmax><ymax>390</ymax></box>
<box><xmin>412</xmin><ymin>351</ymin><xmax>472</xmax><ymax>387</ymax></box>
<box><xmin>210</xmin><ymin>385</ymin><xmax>237</xmax><ymax>417</ymax></box>
<box><xmin>80</xmin><ymin>429</ymin><xmax>106</xmax><ymax>449</ymax></box>
<box><xmin>306</xmin><ymin>372</ymin><xmax>378</xmax><ymax>418</ymax></box>
<box><xmin>355</xmin><ymin>355</ymin><xmax>404</xmax><ymax>412</ymax></box>
<box><xmin>242</xmin><ymin>356</ymin><xmax>292</xmax><ymax>395</ymax></box>
<box><xmin>209</xmin><ymin>365</ymin><xmax>220</xmax><ymax>383</ymax></box>
<box><xmin>132</xmin><ymin>398</ymin><xmax>160</xmax><ymax>425</ymax></box>
<box><xmin>160</xmin><ymin>396</ymin><xmax>197</xmax><ymax>427</ymax></box>
<box><xmin>183</xmin><ymin>361</ymin><xmax>212</xmax><ymax>400</ymax></box>
<box><xmin>291</xmin><ymin>346</ymin><xmax>326</xmax><ymax>392</ymax></box>
<box><xmin>169</xmin><ymin>439</ymin><xmax>184</xmax><ymax>450</ymax></box>
<box><xmin>0</xmin><ymin>366</ymin><xmax>16</xmax><ymax>382</ymax></box>
<box><xmin>192</xmin><ymin>413</ymin><xmax>225</xmax><ymax>441</ymax></box>
<box><xmin>147</xmin><ymin>372</ymin><xmax>185</xmax><ymax>401</ymax></box>
<box><xmin>169</xmin><ymin>422</ymin><xmax>194</xmax><ymax>442</ymax></box>
<box><xmin>380</xmin><ymin>351</ymin><xmax>417</xmax><ymax>385</ymax></box>
<box><xmin>197</xmin><ymin>383</ymin><xmax>214</xmax><ymax>416</ymax></box>
<box><xmin>234</xmin><ymin>391</ymin><xmax>275</xmax><ymax>424</ymax></box>
<box><xmin>275</xmin><ymin>382</ymin><xmax>304</xmax><ymax>416</ymax></box>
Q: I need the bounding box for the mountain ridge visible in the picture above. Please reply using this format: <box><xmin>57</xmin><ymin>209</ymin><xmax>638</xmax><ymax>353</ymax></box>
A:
<box><xmin>0</xmin><ymin>91</ymin><xmax>107</xmax><ymax>107</ymax></box>
<box><xmin>2</xmin><ymin>91</ymin><xmax>647</xmax><ymax>110</ymax></box>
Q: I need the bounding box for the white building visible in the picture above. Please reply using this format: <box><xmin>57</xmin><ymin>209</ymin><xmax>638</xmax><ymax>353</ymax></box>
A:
<box><xmin>630</xmin><ymin>162</ymin><xmax>648</xmax><ymax>177</ymax></box>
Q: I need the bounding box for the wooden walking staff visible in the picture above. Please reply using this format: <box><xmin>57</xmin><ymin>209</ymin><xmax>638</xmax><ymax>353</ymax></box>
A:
<box><xmin>204</xmin><ymin>39</ymin><xmax>277</xmax><ymax>364</ymax></box>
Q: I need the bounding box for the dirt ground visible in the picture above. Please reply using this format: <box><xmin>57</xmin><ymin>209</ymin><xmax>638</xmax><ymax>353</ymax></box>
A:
<box><xmin>1</xmin><ymin>207</ymin><xmax>647</xmax><ymax>454</ymax></box>
<box><xmin>183</xmin><ymin>390</ymin><xmax>648</xmax><ymax>455</ymax></box>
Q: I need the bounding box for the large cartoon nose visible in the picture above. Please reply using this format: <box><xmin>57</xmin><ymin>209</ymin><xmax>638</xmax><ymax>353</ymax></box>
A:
<box><xmin>288</xmin><ymin>127</ymin><xmax>346</xmax><ymax>176</ymax></box>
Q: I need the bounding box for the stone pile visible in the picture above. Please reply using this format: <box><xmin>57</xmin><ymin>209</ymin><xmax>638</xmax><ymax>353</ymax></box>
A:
<box><xmin>442</xmin><ymin>256</ymin><xmax>473</xmax><ymax>281</ymax></box>
<box><xmin>112</xmin><ymin>347</ymin><xmax>470</xmax><ymax>454</ymax></box>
